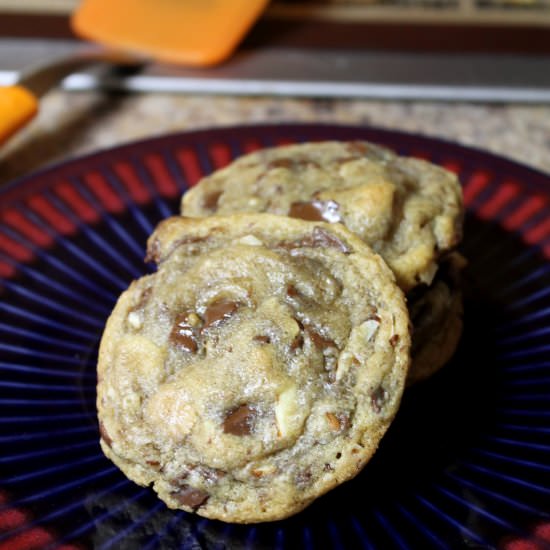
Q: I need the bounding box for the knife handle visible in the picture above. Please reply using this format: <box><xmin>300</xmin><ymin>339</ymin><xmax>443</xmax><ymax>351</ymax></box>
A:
<box><xmin>0</xmin><ymin>85</ymin><xmax>38</xmax><ymax>145</ymax></box>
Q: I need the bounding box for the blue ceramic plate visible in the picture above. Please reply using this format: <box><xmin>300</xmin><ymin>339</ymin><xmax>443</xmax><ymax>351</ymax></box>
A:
<box><xmin>1</xmin><ymin>124</ymin><xmax>549</xmax><ymax>550</ymax></box>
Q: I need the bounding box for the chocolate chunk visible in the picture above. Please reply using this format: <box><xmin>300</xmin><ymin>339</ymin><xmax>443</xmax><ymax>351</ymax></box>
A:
<box><xmin>286</xmin><ymin>284</ymin><xmax>300</xmax><ymax>298</ymax></box>
<box><xmin>98</xmin><ymin>421</ymin><xmax>112</xmax><ymax>446</ymax></box>
<box><xmin>371</xmin><ymin>386</ymin><xmax>387</xmax><ymax>413</ymax></box>
<box><xmin>171</xmin><ymin>485</ymin><xmax>209</xmax><ymax>510</ymax></box>
<box><xmin>389</xmin><ymin>334</ymin><xmax>400</xmax><ymax>347</ymax></box>
<box><xmin>268</xmin><ymin>158</ymin><xmax>293</xmax><ymax>170</ymax></box>
<box><xmin>278</xmin><ymin>227</ymin><xmax>350</xmax><ymax>254</ymax></box>
<box><xmin>170</xmin><ymin>313</ymin><xmax>199</xmax><ymax>352</ymax></box>
<box><xmin>305</xmin><ymin>325</ymin><xmax>338</xmax><ymax>379</ymax></box>
<box><xmin>306</xmin><ymin>326</ymin><xmax>336</xmax><ymax>351</ymax></box>
<box><xmin>253</xmin><ymin>335</ymin><xmax>271</xmax><ymax>344</ymax></box>
<box><xmin>202</xmin><ymin>190</ymin><xmax>222</xmax><ymax>211</ymax></box>
<box><xmin>289</xmin><ymin>200</ymin><xmax>341</xmax><ymax>223</ymax></box>
<box><xmin>223</xmin><ymin>404</ymin><xmax>256</xmax><ymax>436</ymax></box>
<box><xmin>202</xmin><ymin>298</ymin><xmax>241</xmax><ymax>330</ymax></box>
<box><xmin>311</xmin><ymin>227</ymin><xmax>350</xmax><ymax>254</ymax></box>
<box><xmin>324</xmin><ymin>463</ymin><xmax>334</xmax><ymax>472</ymax></box>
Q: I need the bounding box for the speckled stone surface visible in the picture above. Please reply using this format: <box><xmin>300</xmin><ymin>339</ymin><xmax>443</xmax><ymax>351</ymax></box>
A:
<box><xmin>1</xmin><ymin>91</ymin><xmax>549</xmax><ymax>185</ymax></box>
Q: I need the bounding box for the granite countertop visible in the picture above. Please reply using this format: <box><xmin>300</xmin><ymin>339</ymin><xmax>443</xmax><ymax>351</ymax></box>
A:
<box><xmin>1</xmin><ymin>90</ymin><xmax>549</xmax><ymax>186</ymax></box>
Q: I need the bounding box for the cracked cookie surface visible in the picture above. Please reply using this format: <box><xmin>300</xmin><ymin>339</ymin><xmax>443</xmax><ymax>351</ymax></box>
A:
<box><xmin>181</xmin><ymin>141</ymin><xmax>463</xmax><ymax>292</ymax></box>
<box><xmin>97</xmin><ymin>214</ymin><xmax>410</xmax><ymax>523</ymax></box>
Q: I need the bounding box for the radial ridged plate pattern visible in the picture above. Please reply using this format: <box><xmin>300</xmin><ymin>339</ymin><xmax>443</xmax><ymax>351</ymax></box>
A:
<box><xmin>0</xmin><ymin>125</ymin><xmax>549</xmax><ymax>550</ymax></box>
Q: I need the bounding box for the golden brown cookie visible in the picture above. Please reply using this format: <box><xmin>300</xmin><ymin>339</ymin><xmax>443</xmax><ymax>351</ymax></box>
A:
<box><xmin>181</xmin><ymin>141</ymin><xmax>463</xmax><ymax>292</ymax></box>
<box><xmin>97</xmin><ymin>214</ymin><xmax>410</xmax><ymax>523</ymax></box>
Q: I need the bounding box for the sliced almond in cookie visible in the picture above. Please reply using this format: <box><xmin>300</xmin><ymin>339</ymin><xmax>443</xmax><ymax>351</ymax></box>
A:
<box><xmin>237</xmin><ymin>234</ymin><xmax>264</xmax><ymax>246</ymax></box>
<box><xmin>146</xmin><ymin>388</ymin><xmax>198</xmax><ymax>441</ymax></box>
<box><xmin>335</xmin><ymin>318</ymin><xmax>380</xmax><ymax>381</ymax></box>
<box><xmin>275</xmin><ymin>385</ymin><xmax>302</xmax><ymax>439</ymax></box>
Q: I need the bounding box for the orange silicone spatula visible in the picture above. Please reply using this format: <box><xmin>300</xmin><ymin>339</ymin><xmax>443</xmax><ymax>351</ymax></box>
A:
<box><xmin>71</xmin><ymin>0</ymin><xmax>270</xmax><ymax>67</ymax></box>
<box><xmin>0</xmin><ymin>0</ymin><xmax>268</xmax><ymax>145</ymax></box>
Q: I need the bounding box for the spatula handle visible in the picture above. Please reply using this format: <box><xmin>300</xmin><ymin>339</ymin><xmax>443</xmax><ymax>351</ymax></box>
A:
<box><xmin>0</xmin><ymin>85</ymin><xmax>39</xmax><ymax>145</ymax></box>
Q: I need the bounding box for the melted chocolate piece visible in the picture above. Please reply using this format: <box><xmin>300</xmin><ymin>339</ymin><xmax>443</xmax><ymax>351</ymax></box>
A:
<box><xmin>311</xmin><ymin>227</ymin><xmax>350</xmax><ymax>254</ymax></box>
<box><xmin>289</xmin><ymin>200</ymin><xmax>341</xmax><ymax>223</ymax></box>
<box><xmin>98</xmin><ymin>421</ymin><xmax>112</xmax><ymax>446</ymax></box>
<box><xmin>171</xmin><ymin>485</ymin><xmax>209</xmax><ymax>510</ymax></box>
<box><xmin>278</xmin><ymin>227</ymin><xmax>351</xmax><ymax>255</ymax></box>
<box><xmin>286</xmin><ymin>284</ymin><xmax>300</xmax><ymax>298</ymax></box>
<box><xmin>306</xmin><ymin>326</ymin><xmax>337</xmax><ymax>351</ymax></box>
<box><xmin>371</xmin><ymin>386</ymin><xmax>387</xmax><ymax>413</ymax></box>
<box><xmin>389</xmin><ymin>334</ymin><xmax>400</xmax><ymax>347</ymax></box>
<box><xmin>223</xmin><ymin>404</ymin><xmax>256</xmax><ymax>436</ymax></box>
<box><xmin>268</xmin><ymin>158</ymin><xmax>294</xmax><ymax>170</ymax></box>
<box><xmin>202</xmin><ymin>190</ymin><xmax>222</xmax><ymax>211</ymax></box>
<box><xmin>202</xmin><ymin>299</ymin><xmax>241</xmax><ymax>330</ymax></box>
<box><xmin>170</xmin><ymin>313</ymin><xmax>199</xmax><ymax>352</ymax></box>
<box><xmin>305</xmin><ymin>325</ymin><xmax>338</xmax><ymax>380</ymax></box>
<box><xmin>253</xmin><ymin>335</ymin><xmax>271</xmax><ymax>344</ymax></box>
<box><xmin>289</xmin><ymin>200</ymin><xmax>325</xmax><ymax>222</ymax></box>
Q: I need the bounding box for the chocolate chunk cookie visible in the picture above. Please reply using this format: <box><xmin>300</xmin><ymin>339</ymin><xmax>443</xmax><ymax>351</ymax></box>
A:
<box><xmin>97</xmin><ymin>214</ymin><xmax>410</xmax><ymax>523</ymax></box>
<box><xmin>181</xmin><ymin>141</ymin><xmax>463</xmax><ymax>292</ymax></box>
